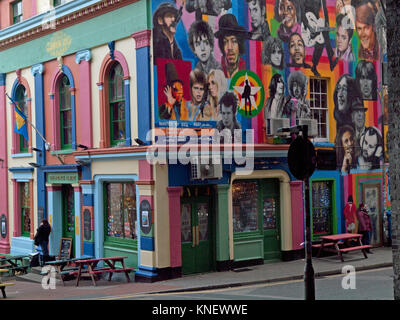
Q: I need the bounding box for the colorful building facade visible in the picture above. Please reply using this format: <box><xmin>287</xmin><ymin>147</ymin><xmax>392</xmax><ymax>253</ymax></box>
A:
<box><xmin>0</xmin><ymin>0</ymin><xmax>389</xmax><ymax>281</ymax></box>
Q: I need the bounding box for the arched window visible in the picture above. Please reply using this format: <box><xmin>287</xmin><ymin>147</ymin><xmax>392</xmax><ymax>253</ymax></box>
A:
<box><xmin>109</xmin><ymin>63</ymin><xmax>125</xmax><ymax>147</ymax></box>
<box><xmin>59</xmin><ymin>75</ymin><xmax>72</xmax><ymax>149</ymax></box>
<box><xmin>15</xmin><ymin>84</ymin><xmax>28</xmax><ymax>152</ymax></box>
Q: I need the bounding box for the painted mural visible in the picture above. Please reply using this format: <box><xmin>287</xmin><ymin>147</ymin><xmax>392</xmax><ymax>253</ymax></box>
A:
<box><xmin>152</xmin><ymin>0</ymin><xmax>386</xmax><ymax>169</ymax></box>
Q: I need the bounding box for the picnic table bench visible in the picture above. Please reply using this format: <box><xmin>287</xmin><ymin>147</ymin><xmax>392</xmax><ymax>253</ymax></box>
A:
<box><xmin>74</xmin><ymin>256</ymin><xmax>134</xmax><ymax>286</ymax></box>
<box><xmin>44</xmin><ymin>257</ymin><xmax>91</xmax><ymax>286</ymax></box>
<box><xmin>317</xmin><ymin>233</ymin><xmax>371</xmax><ymax>262</ymax></box>
<box><xmin>0</xmin><ymin>255</ymin><xmax>30</xmax><ymax>275</ymax></box>
<box><xmin>0</xmin><ymin>269</ymin><xmax>14</xmax><ymax>298</ymax></box>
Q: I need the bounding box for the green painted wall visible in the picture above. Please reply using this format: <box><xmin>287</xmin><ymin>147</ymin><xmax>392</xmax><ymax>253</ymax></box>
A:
<box><xmin>216</xmin><ymin>185</ymin><xmax>230</xmax><ymax>262</ymax></box>
<box><xmin>0</xmin><ymin>0</ymin><xmax>148</xmax><ymax>73</ymax></box>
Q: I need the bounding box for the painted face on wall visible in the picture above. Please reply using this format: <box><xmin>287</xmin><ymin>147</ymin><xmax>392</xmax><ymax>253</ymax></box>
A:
<box><xmin>223</xmin><ymin>35</ymin><xmax>240</xmax><ymax>66</ymax></box>
<box><xmin>356</xmin><ymin>20</ymin><xmax>375</xmax><ymax>51</ymax></box>
<box><xmin>208</xmin><ymin>75</ymin><xmax>218</xmax><ymax>98</ymax></box>
<box><xmin>172</xmin><ymin>81</ymin><xmax>183</xmax><ymax>102</ymax></box>
<box><xmin>159</xmin><ymin>12</ymin><xmax>177</xmax><ymax>36</ymax></box>
<box><xmin>221</xmin><ymin>104</ymin><xmax>234</xmax><ymax>128</ymax></box>
<box><xmin>342</xmin><ymin>130</ymin><xmax>354</xmax><ymax>154</ymax></box>
<box><xmin>191</xmin><ymin>82</ymin><xmax>205</xmax><ymax>105</ymax></box>
<box><xmin>249</xmin><ymin>0</ymin><xmax>264</xmax><ymax>30</ymax></box>
<box><xmin>292</xmin><ymin>81</ymin><xmax>302</xmax><ymax>99</ymax></box>
<box><xmin>278</xmin><ymin>0</ymin><xmax>297</xmax><ymax>29</ymax></box>
<box><xmin>193</xmin><ymin>34</ymin><xmax>212</xmax><ymax>63</ymax></box>
<box><xmin>271</xmin><ymin>45</ymin><xmax>283</xmax><ymax>67</ymax></box>
<box><xmin>362</xmin><ymin>131</ymin><xmax>378</xmax><ymax>158</ymax></box>
<box><xmin>336</xmin><ymin>77</ymin><xmax>348</xmax><ymax>111</ymax></box>
<box><xmin>336</xmin><ymin>26</ymin><xmax>350</xmax><ymax>53</ymax></box>
<box><xmin>276</xmin><ymin>77</ymin><xmax>284</xmax><ymax>95</ymax></box>
<box><xmin>352</xmin><ymin>109</ymin><xmax>366</xmax><ymax>131</ymax></box>
<box><xmin>359</xmin><ymin>69</ymin><xmax>373</xmax><ymax>99</ymax></box>
<box><xmin>289</xmin><ymin>34</ymin><xmax>304</xmax><ymax>65</ymax></box>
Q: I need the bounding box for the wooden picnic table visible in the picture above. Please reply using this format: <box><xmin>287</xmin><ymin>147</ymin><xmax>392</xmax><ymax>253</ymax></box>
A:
<box><xmin>0</xmin><ymin>269</ymin><xmax>14</xmax><ymax>298</ymax></box>
<box><xmin>0</xmin><ymin>255</ymin><xmax>30</xmax><ymax>275</ymax></box>
<box><xmin>44</xmin><ymin>257</ymin><xmax>89</xmax><ymax>286</ymax></box>
<box><xmin>316</xmin><ymin>233</ymin><xmax>372</xmax><ymax>262</ymax></box>
<box><xmin>74</xmin><ymin>256</ymin><xmax>134</xmax><ymax>286</ymax></box>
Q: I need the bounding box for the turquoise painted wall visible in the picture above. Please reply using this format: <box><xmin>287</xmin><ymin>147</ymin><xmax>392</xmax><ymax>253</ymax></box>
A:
<box><xmin>0</xmin><ymin>0</ymin><xmax>148</xmax><ymax>73</ymax></box>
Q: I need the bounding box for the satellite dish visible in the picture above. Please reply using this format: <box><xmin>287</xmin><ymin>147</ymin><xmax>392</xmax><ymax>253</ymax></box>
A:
<box><xmin>288</xmin><ymin>136</ymin><xmax>317</xmax><ymax>180</ymax></box>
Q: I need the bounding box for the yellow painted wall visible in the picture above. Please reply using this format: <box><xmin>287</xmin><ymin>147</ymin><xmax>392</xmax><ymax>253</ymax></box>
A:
<box><xmin>153</xmin><ymin>163</ymin><xmax>170</xmax><ymax>268</ymax></box>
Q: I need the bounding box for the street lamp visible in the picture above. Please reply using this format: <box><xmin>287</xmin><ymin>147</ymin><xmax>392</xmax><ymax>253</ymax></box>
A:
<box><xmin>278</xmin><ymin>124</ymin><xmax>317</xmax><ymax>300</ymax></box>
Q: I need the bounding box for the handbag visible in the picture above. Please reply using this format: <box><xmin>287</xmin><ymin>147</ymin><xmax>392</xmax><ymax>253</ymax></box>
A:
<box><xmin>34</xmin><ymin>232</ymin><xmax>39</xmax><ymax>246</ymax></box>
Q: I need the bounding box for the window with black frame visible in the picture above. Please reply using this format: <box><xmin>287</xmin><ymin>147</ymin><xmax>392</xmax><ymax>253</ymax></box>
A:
<box><xmin>311</xmin><ymin>180</ymin><xmax>333</xmax><ymax>237</ymax></box>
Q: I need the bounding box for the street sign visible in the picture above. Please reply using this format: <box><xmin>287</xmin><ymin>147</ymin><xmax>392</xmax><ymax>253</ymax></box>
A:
<box><xmin>288</xmin><ymin>136</ymin><xmax>317</xmax><ymax>180</ymax></box>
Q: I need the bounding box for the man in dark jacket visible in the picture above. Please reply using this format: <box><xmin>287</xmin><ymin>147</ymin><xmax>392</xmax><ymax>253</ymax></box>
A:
<box><xmin>36</xmin><ymin>220</ymin><xmax>51</xmax><ymax>258</ymax></box>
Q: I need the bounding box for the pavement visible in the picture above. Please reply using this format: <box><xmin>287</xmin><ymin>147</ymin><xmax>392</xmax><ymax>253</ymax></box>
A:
<box><xmin>1</xmin><ymin>246</ymin><xmax>394</xmax><ymax>300</ymax></box>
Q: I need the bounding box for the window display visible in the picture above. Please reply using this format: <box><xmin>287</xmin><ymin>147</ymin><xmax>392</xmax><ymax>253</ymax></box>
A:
<box><xmin>21</xmin><ymin>182</ymin><xmax>30</xmax><ymax>235</ymax></box>
<box><xmin>312</xmin><ymin>181</ymin><xmax>333</xmax><ymax>235</ymax></box>
<box><xmin>232</xmin><ymin>181</ymin><xmax>258</xmax><ymax>233</ymax></box>
<box><xmin>106</xmin><ymin>182</ymin><xmax>137</xmax><ymax>240</ymax></box>
<box><xmin>263</xmin><ymin>198</ymin><xmax>276</xmax><ymax>230</ymax></box>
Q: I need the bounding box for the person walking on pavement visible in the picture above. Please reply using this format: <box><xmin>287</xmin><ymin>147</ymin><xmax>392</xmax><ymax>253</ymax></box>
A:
<box><xmin>357</xmin><ymin>202</ymin><xmax>373</xmax><ymax>253</ymax></box>
<box><xmin>343</xmin><ymin>195</ymin><xmax>357</xmax><ymax>234</ymax></box>
<box><xmin>35</xmin><ymin>219</ymin><xmax>51</xmax><ymax>266</ymax></box>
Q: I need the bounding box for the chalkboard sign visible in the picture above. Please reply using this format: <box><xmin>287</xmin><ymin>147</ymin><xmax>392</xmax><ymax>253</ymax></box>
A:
<box><xmin>59</xmin><ymin>237</ymin><xmax>72</xmax><ymax>260</ymax></box>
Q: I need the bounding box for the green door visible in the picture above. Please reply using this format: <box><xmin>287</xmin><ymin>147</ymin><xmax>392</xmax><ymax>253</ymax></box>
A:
<box><xmin>261</xmin><ymin>180</ymin><xmax>281</xmax><ymax>261</ymax></box>
<box><xmin>62</xmin><ymin>185</ymin><xmax>75</xmax><ymax>257</ymax></box>
<box><xmin>181</xmin><ymin>197</ymin><xmax>213</xmax><ymax>275</ymax></box>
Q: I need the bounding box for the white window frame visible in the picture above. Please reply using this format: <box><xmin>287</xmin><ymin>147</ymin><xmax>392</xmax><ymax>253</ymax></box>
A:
<box><xmin>309</xmin><ymin>77</ymin><xmax>329</xmax><ymax>142</ymax></box>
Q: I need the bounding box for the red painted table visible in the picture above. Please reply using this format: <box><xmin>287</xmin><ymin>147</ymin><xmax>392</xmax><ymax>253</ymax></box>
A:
<box><xmin>317</xmin><ymin>233</ymin><xmax>371</xmax><ymax>262</ymax></box>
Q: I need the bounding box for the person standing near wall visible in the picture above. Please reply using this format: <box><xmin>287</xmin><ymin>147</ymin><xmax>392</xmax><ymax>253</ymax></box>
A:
<box><xmin>35</xmin><ymin>219</ymin><xmax>52</xmax><ymax>266</ymax></box>
<box><xmin>343</xmin><ymin>195</ymin><xmax>358</xmax><ymax>233</ymax></box>
<box><xmin>357</xmin><ymin>202</ymin><xmax>373</xmax><ymax>252</ymax></box>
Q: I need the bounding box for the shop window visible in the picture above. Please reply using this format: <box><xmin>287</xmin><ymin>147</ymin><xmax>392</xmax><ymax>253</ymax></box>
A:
<box><xmin>15</xmin><ymin>84</ymin><xmax>28</xmax><ymax>153</ymax></box>
<box><xmin>12</xmin><ymin>1</ymin><xmax>23</xmax><ymax>24</ymax></box>
<box><xmin>20</xmin><ymin>182</ymin><xmax>30</xmax><ymax>237</ymax></box>
<box><xmin>59</xmin><ymin>75</ymin><xmax>72</xmax><ymax>150</ymax></box>
<box><xmin>232</xmin><ymin>181</ymin><xmax>259</xmax><ymax>233</ymax></box>
<box><xmin>309</xmin><ymin>78</ymin><xmax>329</xmax><ymax>139</ymax></box>
<box><xmin>104</xmin><ymin>182</ymin><xmax>136</xmax><ymax>241</ymax></box>
<box><xmin>109</xmin><ymin>63</ymin><xmax>125</xmax><ymax>147</ymax></box>
<box><xmin>311</xmin><ymin>180</ymin><xmax>333</xmax><ymax>237</ymax></box>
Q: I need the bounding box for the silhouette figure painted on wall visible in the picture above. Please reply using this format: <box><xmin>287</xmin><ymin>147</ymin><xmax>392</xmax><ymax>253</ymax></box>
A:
<box><xmin>242</xmin><ymin>80</ymin><xmax>252</xmax><ymax>116</ymax></box>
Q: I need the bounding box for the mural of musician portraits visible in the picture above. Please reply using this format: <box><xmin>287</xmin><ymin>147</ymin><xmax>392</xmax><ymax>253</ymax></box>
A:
<box><xmin>151</xmin><ymin>0</ymin><xmax>385</xmax><ymax>166</ymax></box>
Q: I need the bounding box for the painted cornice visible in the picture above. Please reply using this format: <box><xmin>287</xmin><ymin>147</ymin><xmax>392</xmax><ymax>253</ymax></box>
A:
<box><xmin>0</xmin><ymin>0</ymin><xmax>139</xmax><ymax>51</ymax></box>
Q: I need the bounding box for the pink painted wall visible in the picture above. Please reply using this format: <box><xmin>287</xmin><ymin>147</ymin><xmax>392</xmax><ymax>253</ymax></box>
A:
<box><xmin>167</xmin><ymin>187</ymin><xmax>182</xmax><ymax>268</ymax></box>
<box><xmin>0</xmin><ymin>82</ymin><xmax>10</xmax><ymax>253</ymax></box>
<box><xmin>290</xmin><ymin>181</ymin><xmax>304</xmax><ymax>250</ymax></box>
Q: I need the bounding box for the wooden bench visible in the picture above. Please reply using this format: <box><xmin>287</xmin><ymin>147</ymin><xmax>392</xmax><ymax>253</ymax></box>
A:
<box><xmin>0</xmin><ymin>283</ymin><xmax>15</xmax><ymax>298</ymax></box>
<box><xmin>338</xmin><ymin>245</ymin><xmax>372</xmax><ymax>262</ymax></box>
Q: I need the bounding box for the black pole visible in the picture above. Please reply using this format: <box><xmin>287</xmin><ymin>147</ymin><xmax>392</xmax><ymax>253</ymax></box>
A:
<box><xmin>302</xmin><ymin>125</ymin><xmax>315</xmax><ymax>300</ymax></box>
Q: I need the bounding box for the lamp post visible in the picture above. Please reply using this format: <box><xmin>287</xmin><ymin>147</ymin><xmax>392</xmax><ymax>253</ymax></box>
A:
<box><xmin>279</xmin><ymin>124</ymin><xmax>317</xmax><ymax>300</ymax></box>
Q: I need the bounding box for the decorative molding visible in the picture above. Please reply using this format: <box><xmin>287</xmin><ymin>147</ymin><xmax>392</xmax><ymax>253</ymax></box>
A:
<box><xmin>0</xmin><ymin>0</ymin><xmax>137</xmax><ymax>51</ymax></box>
<box><xmin>75</xmin><ymin>49</ymin><xmax>92</xmax><ymax>64</ymax></box>
<box><xmin>31</xmin><ymin>63</ymin><xmax>44</xmax><ymax>76</ymax></box>
<box><xmin>131</xmin><ymin>30</ymin><xmax>151</xmax><ymax>49</ymax></box>
<box><xmin>108</xmin><ymin>41</ymin><xmax>115</xmax><ymax>60</ymax></box>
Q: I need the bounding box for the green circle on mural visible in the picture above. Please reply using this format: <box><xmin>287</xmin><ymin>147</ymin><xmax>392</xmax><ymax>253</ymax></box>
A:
<box><xmin>230</xmin><ymin>70</ymin><xmax>265</xmax><ymax>118</ymax></box>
